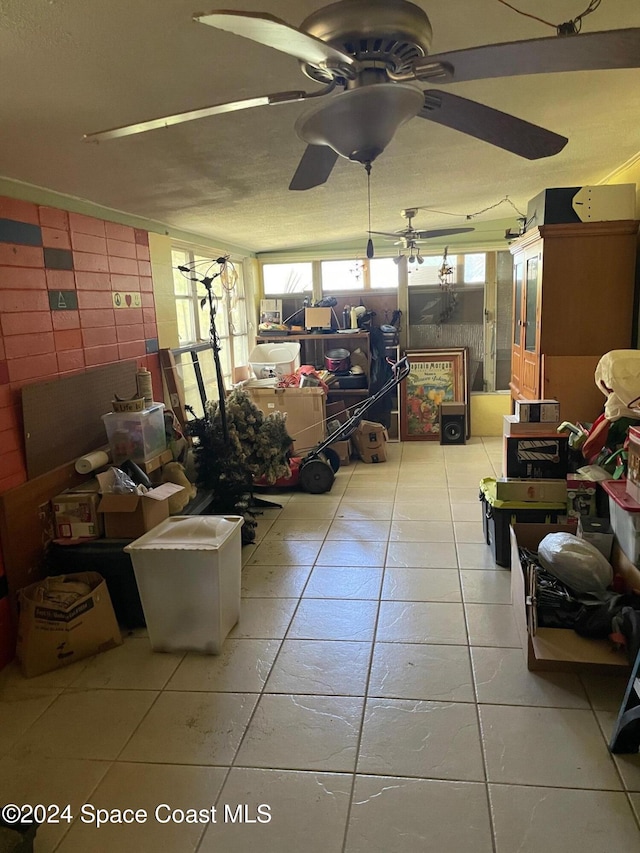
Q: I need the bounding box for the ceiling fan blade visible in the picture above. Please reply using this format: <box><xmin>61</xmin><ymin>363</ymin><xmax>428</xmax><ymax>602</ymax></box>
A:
<box><xmin>84</xmin><ymin>90</ymin><xmax>311</xmax><ymax>141</ymax></box>
<box><xmin>289</xmin><ymin>144</ymin><xmax>339</xmax><ymax>191</ymax></box>
<box><xmin>419</xmin><ymin>90</ymin><xmax>567</xmax><ymax>160</ymax></box>
<box><xmin>418</xmin><ymin>28</ymin><xmax>640</xmax><ymax>84</ymax></box>
<box><xmin>414</xmin><ymin>227</ymin><xmax>475</xmax><ymax>239</ymax></box>
<box><xmin>194</xmin><ymin>10</ymin><xmax>356</xmax><ymax>70</ymax></box>
<box><xmin>369</xmin><ymin>230</ymin><xmax>406</xmax><ymax>239</ymax></box>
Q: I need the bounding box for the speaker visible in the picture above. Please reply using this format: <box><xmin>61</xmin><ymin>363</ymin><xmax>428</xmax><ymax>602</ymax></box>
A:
<box><xmin>439</xmin><ymin>402</ymin><xmax>466</xmax><ymax>445</ymax></box>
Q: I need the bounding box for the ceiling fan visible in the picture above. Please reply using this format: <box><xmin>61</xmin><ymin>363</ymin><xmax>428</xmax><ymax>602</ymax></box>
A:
<box><xmin>84</xmin><ymin>0</ymin><xmax>640</xmax><ymax>191</ymax></box>
<box><xmin>371</xmin><ymin>208</ymin><xmax>474</xmax><ymax>263</ymax></box>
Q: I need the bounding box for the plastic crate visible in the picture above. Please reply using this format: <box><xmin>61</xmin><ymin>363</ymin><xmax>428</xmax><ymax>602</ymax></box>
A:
<box><xmin>101</xmin><ymin>403</ymin><xmax>166</xmax><ymax>464</ymax></box>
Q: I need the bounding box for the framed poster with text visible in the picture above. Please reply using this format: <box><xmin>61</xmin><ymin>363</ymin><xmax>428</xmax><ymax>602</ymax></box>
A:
<box><xmin>400</xmin><ymin>349</ymin><xmax>466</xmax><ymax>440</ymax></box>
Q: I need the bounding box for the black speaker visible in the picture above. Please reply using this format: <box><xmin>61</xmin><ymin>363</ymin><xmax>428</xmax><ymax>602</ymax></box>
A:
<box><xmin>439</xmin><ymin>402</ymin><xmax>466</xmax><ymax>445</ymax></box>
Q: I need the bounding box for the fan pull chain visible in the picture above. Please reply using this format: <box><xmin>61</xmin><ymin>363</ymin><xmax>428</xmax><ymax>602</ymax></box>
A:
<box><xmin>365</xmin><ymin>162</ymin><xmax>374</xmax><ymax>260</ymax></box>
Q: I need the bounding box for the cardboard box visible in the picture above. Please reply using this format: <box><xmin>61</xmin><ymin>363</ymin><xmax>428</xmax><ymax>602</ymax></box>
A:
<box><xmin>503</xmin><ymin>436</ymin><xmax>569</xmax><ymax>479</ymax></box>
<box><xmin>98</xmin><ymin>483</ymin><xmax>184</xmax><ymax>539</ymax></box>
<box><xmin>16</xmin><ymin>571</ymin><xmax>122</xmax><ymax>678</ymax></box>
<box><xmin>245</xmin><ymin>386</ymin><xmax>326</xmax><ymax>453</ymax></box>
<box><xmin>514</xmin><ymin>400</ymin><xmax>560</xmax><ymax>423</ymax></box>
<box><xmin>53</xmin><ymin>483</ymin><xmax>103</xmax><ymax>540</ymax></box>
<box><xmin>503</xmin><ymin>414</ymin><xmax>561</xmax><ymax>437</ymax></box>
<box><xmin>352</xmin><ymin>420</ymin><xmax>388</xmax><ymax>463</ymax></box>
<box><xmin>494</xmin><ymin>478</ymin><xmax>567</xmax><ymax>503</ymax></box>
<box><xmin>327</xmin><ymin>440</ymin><xmax>351</xmax><ymax>466</ymax></box>
<box><xmin>510</xmin><ymin>523</ymin><xmax>631</xmax><ymax>673</ymax></box>
<box><xmin>304</xmin><ymin>307</ymin><xmax>332</xmax><ymax>330</ymax></box>
<box><xmin>566</xmin><ymin>473</ymin><xmax>597</xmax><ymax>519</ymax></box>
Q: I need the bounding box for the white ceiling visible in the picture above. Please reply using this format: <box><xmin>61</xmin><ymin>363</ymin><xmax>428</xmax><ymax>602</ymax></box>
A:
<box><xmin>1</xmin><ymin>0</ymin><xmax>639</xmax><ymax>255</ymax></box>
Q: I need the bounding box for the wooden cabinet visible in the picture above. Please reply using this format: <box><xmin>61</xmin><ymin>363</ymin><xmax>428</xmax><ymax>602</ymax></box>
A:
<box><xmin>509</xmin><ymin>220</ymin><xmax>638</xmax><ymax>424</ymax></box>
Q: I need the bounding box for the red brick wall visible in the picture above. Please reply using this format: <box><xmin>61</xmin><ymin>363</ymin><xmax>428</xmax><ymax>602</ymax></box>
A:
<box><xmin>0</xmin><ymin>195</ymin><xmax>164</xmax><ymax>657</ymax></box>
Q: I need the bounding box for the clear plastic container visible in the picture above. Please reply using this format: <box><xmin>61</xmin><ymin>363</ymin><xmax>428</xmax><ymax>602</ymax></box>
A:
<box><xmin>101</xmin><ymin>403</ymin><xmax>166</xmax><ymax>464</ymax></box>
<box><xmin>124</xmin><ymin>515</ymin><xmax>243</xmax><ymax>654</ymax></box>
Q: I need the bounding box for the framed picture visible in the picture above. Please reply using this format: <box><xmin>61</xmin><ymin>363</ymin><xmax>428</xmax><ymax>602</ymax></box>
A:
<box><xmin>400</xmin><ymin>349</ymin><xmax>468</xmax><ymax>440</ymax></box>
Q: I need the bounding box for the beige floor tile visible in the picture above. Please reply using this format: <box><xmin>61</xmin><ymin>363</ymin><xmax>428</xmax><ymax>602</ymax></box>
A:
<box><xmin>392</xmin><ymin>500</ymin><xmax>452</xmax><ymax>521</ymax></box>
<box><xmin>489</xmin><ymin>784</ymin><xmax>640</xmax><ymax>853</ymax></box>
<box><xmin>228</xmin><ymin>598</ymin><xmax>298</xmax><ymax>639</ymax></box>
<box><xmin>447</xmin><ymin>474</ymin><xmax>489</xmax><ymax>489</ymax></box>
<box><xmin>451</xmin><ymin>501</ymin><xmax>482</xmax><ymax>521</ymax></box>
<box><xmin>275</xmin><ymin>499</ymin><xmax>341</xmax><ymax>520</ymax></box>
<box><xmin>376</xmin><ymin>601</ymin><xmax>467</xmax><ymax>644</ymax></box>
<box><xmin>235</xmin><ymin>694</ymin><xmax>363</xmax><ymax>772</ymax></box>
<box><xmin>325</xmin><ymin>518</ymin><xmax>391</xmax><ymax>541</ymax></box>
<box><xmin>166</xmin><ymin>639</ymin><xmax>280</xmax><ymax>693</ymax></box>
<box><xmin>389</xmin><ymin>519</ymin><xmax>455</xmax><ymax>542</ymax></box>
<box><xmin>339</xmin><ymin>486</ymin><xmax>399</xmax><ymax>503</ymax></box>
<box><xmin>460</xmin><ymin>570</ymin><xmax>511</xmax><ymax>603</ymax></box>
<box><xmin>262</xmin><ymin>518</ymin><xmax>331</xmax><ymax>540</ymax></box>
<box><xmin>381</xmin><ymin>568</ymin><xmax>461</xmax><ymax>602</ymax></box>
<box><xmin>199</xmin><ymin>768</ymin><xmax>352</xmax><ymax>853</ymax></box>
<box><xmin>241</xmin><ymin>564</ymin><xmax>312</xmax><ymax>598</ymax></box>
<box><xmin>0</xmin><ymin>684</ymin><xmax>59</xmax><ymax>757</ymax></box>
<box><xmin>9</xmin><ymin>689</ymin><xmax>157</xmax><ymax>761</ymax></box>
<box><xmin>456</xmin><ymin>542</ymin><xmax>502</xmax><ymax>569</ymax></box>
<box><xmin>385</xmin><ymin>541</ymin><xmax>458</xmax><ymax>568</ymax></box>
<box><xmin>287</xmin><ymin>599</ymin><xmax>378</xmax><ymax>641</ymax></box>
<box><xmin>358</xmin><ymin>698</ymin><xmax>484</xmax><ymax>780</ymax></box>
<box><xmin>471</xmin><ymin>647</ymin><xmax>590</xmax><ymax>707</ymax></box>
<box><xmin>449</xmin><ymin>488</ymin><xmax>482</xmax><ymax>504</ymax></box>
<box><xmin>252</xmin><ymin>516</ymin><xmax>275</xmax><ymax>542</ymax></box>
<box><xmin>68</xmin><ymin>638</ymin><xmax>183</xmax><ymax>691</ymax></box>
<box><xmin>265</xmin><ymin>640</ymin><xmax>371</xmax><ymax>695</ymax></box>
<box><xmin>303</xmin><ymin>566</ymin><xmax>383</xmax><ymax>599</ymax></box>
<box><xmin>55</xmin><ymin>762</ymin><xmax>227</xmax><ymax>852</ymax></box>
<box><xmin>0</xmin><ymin>755</ymin><xmax>110</xmax><ymax>852</ymax></box>
<box><xmin>465</xmin><ymin>603</ymin><xmax>521</xmax><ymax>647</ymax></box>
<box><xmin>479</xmin><ymin>704</ymin><xmax>622</xmax><ymax>789</ymax></box>
<box><xmin>316</xmin><ymin>540</ymin><xmax>387</xmax><ymax>567</ymax></box>
<box><xmin>595</xmin><ymin>710</ymin><xmax>640</xmax><ymax>792</ymax></box>
<box><xmin>346</xmin><ymin>775</ymin><xmax>493</xmax><ymax>853</ymax></box>
<box><xmin>0</xmin><ymin>659</ymin><xmax>89</xmax><ymax>691</ymax></box>
<box><xmin>244</xmin><ymin>539</ymin><xmax>322</xmax><ymax>566</ymax></box>
<box><xmin>368</xmin><ymin>643</ymin><xmax>474</xmax><ymax>702</ymax></box>
<box><xmin>120</xmin><ymin>691</ymin><xmax>257</xmax><ymax>765</ymax></box>
<box><xmin>453</xmin><ymin>520</ymin><xmax>486</xmax><ymax>543</ymax></box>
<box><xmin>630</xmin><ymin>793</ymin><xmax>640</xmax><ymax>822</ymax></box>
<box><xmin>580</xmin><ymin>673</ymin><xmax>631</xmax><ymax>711</ymax></box>
<box><xmin>335</xmin><ymin>500</ymin><xmax>394</xmax><ymax>520</ymax></box>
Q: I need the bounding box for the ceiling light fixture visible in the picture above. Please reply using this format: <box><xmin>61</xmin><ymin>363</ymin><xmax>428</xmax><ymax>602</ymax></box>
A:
<box><xmin>295</xmin><ymin>83</ymin><xmax>424</xmax><ymax>164</ymax></box>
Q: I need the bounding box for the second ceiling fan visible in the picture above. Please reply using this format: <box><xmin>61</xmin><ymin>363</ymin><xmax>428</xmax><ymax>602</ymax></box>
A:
<box><xmin>371</xmin><ymin>208</ymin><xmax>474</xmax><ymax>264</ymax></box>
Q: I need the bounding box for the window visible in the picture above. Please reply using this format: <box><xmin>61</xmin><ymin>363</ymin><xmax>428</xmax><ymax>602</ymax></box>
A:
<box><xmin>369</xmin><ymin>257</ymin><xmax>400</xmax><ymax>290</ymax></box>
<box><xmin>321</xmin><ymin>260</ymin><xmax>365</xmax><ymax>292</ymax></box>
<box><xmin>171</xmin><ymin>247</ymin><xmax>249</xmax><ymax>409</ymax></box>
<box><xmin>262</xmin><ymin>262</ymin><xmax>313</xmax><ymax>295</ymax></box>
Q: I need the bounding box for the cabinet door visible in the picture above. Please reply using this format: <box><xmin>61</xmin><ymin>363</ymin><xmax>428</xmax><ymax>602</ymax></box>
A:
<box><xmin>520</xmin><ymin>251</ymin><xmax>541</xmax><ymax>398</ymax></box>
<box><xmin>510</xmin><ymin>257</ymin><xmax>525</xmax><ymax>396</ymax></box>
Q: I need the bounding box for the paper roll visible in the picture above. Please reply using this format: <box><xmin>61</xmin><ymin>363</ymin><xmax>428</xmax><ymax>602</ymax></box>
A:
<box><xmin>75</xmin><ymin>450</ymin><xmax>111</xmax><ymax>474</ymax></box>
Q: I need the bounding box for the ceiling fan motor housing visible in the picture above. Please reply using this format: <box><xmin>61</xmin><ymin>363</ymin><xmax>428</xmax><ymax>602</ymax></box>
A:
<box><xmin>299</xmin><ymin>0</ymin><xmax>432</xmax><ymax>82</ymax></box>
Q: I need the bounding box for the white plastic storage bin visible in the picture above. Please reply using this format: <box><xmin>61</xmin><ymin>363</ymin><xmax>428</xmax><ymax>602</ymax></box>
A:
<box><xmin>602</xmin><ymin>480</ymin><xmax>640</xmax><ymax>565</ymax></box>
<box><xmin>124</xmin><ymin>515</ymin><xmax>243</xmax><ymax>654</ymax></box>
<box><xmin>249</xmin><ymin>342</ymin><xmax>300</xmax><ymax>380</ymax></box>
<box><xmin>102</xmin><ymin>402</ymin><xmax>166</xmax><ymax>464</ymax></box>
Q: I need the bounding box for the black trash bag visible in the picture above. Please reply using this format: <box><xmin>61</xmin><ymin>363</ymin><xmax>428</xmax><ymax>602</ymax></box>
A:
<box><xmin>612</xmin><ymin>607</ymin><xmax>640</xmax><ymax>664</ymax></box>
<box><xmin>573</xmin><ymin>594</ymin><xmax>637</xmax><ymax>638</ymax></box>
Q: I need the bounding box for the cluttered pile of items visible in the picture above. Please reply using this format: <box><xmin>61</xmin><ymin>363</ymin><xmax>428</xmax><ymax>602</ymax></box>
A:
<box><xmin>481</xmin><ymin>349</ymin><xmax>640</xmax><ymax>676</ymax></box>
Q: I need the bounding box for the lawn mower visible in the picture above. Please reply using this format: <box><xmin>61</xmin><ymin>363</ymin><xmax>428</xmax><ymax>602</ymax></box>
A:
<box><xmin>281</xmin><ymin>355</ymin><xmax>410</xmax><ymax>493</ymax></box>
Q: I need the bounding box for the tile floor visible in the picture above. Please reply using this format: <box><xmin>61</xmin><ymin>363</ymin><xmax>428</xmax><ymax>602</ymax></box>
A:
<box><xmin>1</xmin><ymin>437</ymin><xmax>639</xmax><ymax>852</ymax></box>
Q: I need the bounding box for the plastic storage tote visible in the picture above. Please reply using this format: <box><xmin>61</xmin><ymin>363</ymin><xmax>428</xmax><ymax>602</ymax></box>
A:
<box><xmin>479</xmin><ymin>477</ymin><xmax>567</xmax><ymax>567</ymax></box>
<box><xmin>102</xmin><ymin>403</ymin><xmax>166</xmax><ymax>464</ymax></box>
<box><xmin>249</xmin><ymin>342</ymin><xmax>300</xmax><ymax>380</ymax></box>
<box><xmin>124</xmin><ymin>515</ymin><xmax>243</xmax><ymax>654</ymax></box>
<box><xmin>602</xmin><ymin>479</ymin><xmax>640</xmax><ymax>565</ymax></box>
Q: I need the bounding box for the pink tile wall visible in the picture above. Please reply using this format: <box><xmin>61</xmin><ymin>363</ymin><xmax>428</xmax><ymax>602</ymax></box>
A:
<box><xmin>0</xmin><ymin>195</ymin><xmax>161</xmax><ymax>497</ymax></box>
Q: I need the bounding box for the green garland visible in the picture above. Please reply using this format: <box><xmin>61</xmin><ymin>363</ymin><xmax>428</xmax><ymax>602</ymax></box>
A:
<box><xmin>186</xmin><ymin>389</ymin><xmax>293</xmax><ymax>541</ymax></box>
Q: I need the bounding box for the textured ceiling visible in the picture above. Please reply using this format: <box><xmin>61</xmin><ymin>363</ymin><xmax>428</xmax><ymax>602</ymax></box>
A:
<box><xmin>1</xmin><ymin>0</ymin><xmax>639</xmax><ymax>254</ymax></box>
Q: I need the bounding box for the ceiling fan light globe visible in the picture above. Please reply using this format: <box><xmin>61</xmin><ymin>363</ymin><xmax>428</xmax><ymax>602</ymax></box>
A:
<box><xmin>393</xmin><ymin>254</ymin><xmax>402</xmax><ymax>265</ymax></box>
<box><xmin>417</xmin><ymin>255</ymin><xmax>424</xmax><ymax>264</ymax></box>
<box><xmin>295</xmin><ymin>83</ymin><xmax>423</xmax><ymax>163</ymax></box>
